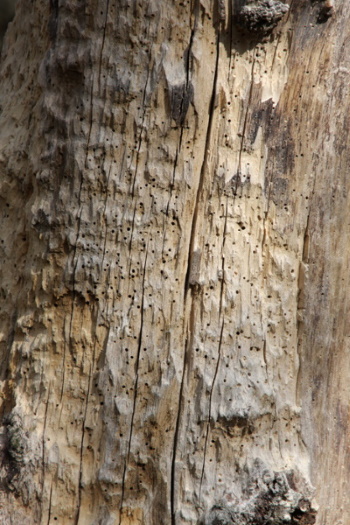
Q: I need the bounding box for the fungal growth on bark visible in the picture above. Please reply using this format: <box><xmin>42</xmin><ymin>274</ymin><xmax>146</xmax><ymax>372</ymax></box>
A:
<box><xmin>199</xmin><ymin>460</ymin><xmax>317</xmax><ymax>525</ymax></box>
<box><xmin>236</xmin><ymin>0</ymin><xmax>289</xmax><ymax>34</ymax></box>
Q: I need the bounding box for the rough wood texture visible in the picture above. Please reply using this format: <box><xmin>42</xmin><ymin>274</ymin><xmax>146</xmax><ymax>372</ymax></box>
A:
<box><xmin>0</xmin><ymin>0</ymin><xmax>347</xmax><ymax>523</ymax></box>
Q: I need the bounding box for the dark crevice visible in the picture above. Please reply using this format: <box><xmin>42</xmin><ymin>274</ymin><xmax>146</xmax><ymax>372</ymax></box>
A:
<box><xmin>46</xmin><ymin>482</ymin><xmax>53</xmax><ymax>525</ymax></box>
<box><xmin>48</xmin><ymin>0</ymin><xmax>59</xmax><ymax>41</ymax></box>
<box><xmin>184</xmin><ymin>35</ymin><xmax>220</xmax><ymax>295</ymax></box>
<box><xmin>170</xmin><ymin>331</ymin><xmax>189</xmax><ymax>525</ymax></box>
<box><xmin>219</xmin><ymin>256</ymin><xmax>225</xmax><ymax>318</ymax></box>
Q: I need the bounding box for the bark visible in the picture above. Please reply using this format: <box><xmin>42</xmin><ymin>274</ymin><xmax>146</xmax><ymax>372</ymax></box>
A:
<box><xmin>0</xmin><ymin>0</ymin><xmax>347</xmax><ymax>524</ymax></box>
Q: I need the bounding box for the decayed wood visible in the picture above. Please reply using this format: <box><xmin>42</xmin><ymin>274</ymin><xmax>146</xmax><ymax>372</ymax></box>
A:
<box><xmin>0</xmin><ymin>0</ymin><xmax>348</xmax><ymax>524</ymax></box>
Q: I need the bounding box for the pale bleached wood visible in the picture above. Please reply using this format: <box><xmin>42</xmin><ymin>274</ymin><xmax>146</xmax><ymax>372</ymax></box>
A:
<box><xmin>0</xmin><ymin>0</ymin><xmax>346</xmax><ymax>524</ymax></box>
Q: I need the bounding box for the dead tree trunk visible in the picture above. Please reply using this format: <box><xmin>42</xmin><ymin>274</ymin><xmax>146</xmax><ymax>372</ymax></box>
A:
<box><xmin>0</xmin><ymin>0</ymin><xmax>347</xmax><ymax>523</ymax></box>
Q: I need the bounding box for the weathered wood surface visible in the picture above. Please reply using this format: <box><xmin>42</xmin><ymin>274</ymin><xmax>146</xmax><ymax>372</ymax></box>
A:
<box><xmin>0</xmin><ymin>0</ymin><xmax>347</xmax><ymax>523</ymax></box>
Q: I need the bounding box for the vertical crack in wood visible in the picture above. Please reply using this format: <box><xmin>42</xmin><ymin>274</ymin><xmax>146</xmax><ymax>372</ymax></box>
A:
<box><xmin>167</xmin><ymin>22</ymin><xmax>196</xmax><ymax>212</ymax></box>
<box><xmin>169</xmin><ymin>28</ymin><xmax>221</xmax><ymax>525</ymax></box>
<box><xmin>184</xmin><ymin>36</ymin><xmax>220</xmax><ymax>294</ymax></box>
<box><xmin>59</xmin><ymin>318</ymin><xmax>68</xmax><ymax>404</ymax></box>
<box><xmin>75</xmin><ymin>361</ymin><xmax>93</xmax><ymax>525</ymax></box>
<box><xmin>199</xmin><ymin>319</ymin><xmax>224</xmax><ymax>496</ymax></box>
<box><xmin>219</xmin><ymin>197</ymin><xmax>228</xmax><ymax>318</ymax></box>
<box><xmin>236</xmin><ymin>50</ymin><xmax>256</xmax><ymax>193</ymax></box>
<box><xmin>40</xmin><ymin>386</ymin><xmax>51</xmax><ymax>523</ymax></box>
<box><xmin>119</xmin><ymin>247</ymin><xmax>148</xmax><ymax>524</ymax></box>
<box><xmin>262</xmin><ymin>338</ymin><xmax>268</xmax><ymax>377</ymax></box>
<box><xmin>46</xmin><ymin>482</ymin><xmax>53</xmax><ymax>525</ymax></box>
<box><xmin>219</xmin><ymin>255</ymin><xmax>225</xmax><ymax>318</ymax></box>
<box><xmin>98</xmin><ymin>0</ymin><xmax>110</xmax><ymax>90</ymax></box>
<box><xmin>131</xmin><ymin>22</ymin><xmax>152</xmax><ymax>199</ymax></box>
<box><xmin>83</xmin><ymin>79</ymin><xmax>95</xmax><ymax>172</ymax></box>
<box><xmin>170</xmin><ymin>330</ymin><xmax>189</xmax><ymax>525</ymax></box>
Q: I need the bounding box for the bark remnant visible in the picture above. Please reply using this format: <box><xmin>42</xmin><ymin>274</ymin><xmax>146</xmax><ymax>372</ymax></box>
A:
<box><xmin>235</xmin><ymin>0</ymin><xmax>289</xmax><ymax>34</ymax></box>
<box><xmin>200</xmin><ymin>460</ymin><xmax>316</xmax><ymax>525</ymax></box>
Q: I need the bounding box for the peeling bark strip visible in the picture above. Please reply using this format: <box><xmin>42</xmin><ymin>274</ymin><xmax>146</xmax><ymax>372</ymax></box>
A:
<box><xmin>0</xmin><ymin>0</ymin><xmax>349</xmax><ymax>523</ymax></box>
<box><xmin>188</xmin><ymin>249</ymin><xmax>202</xmax><ymax>288</ymax></box>
<box><xmin>169</xmin><ymin>81</ymin><xmax>194</xmax><ymax>125</ymax></box>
